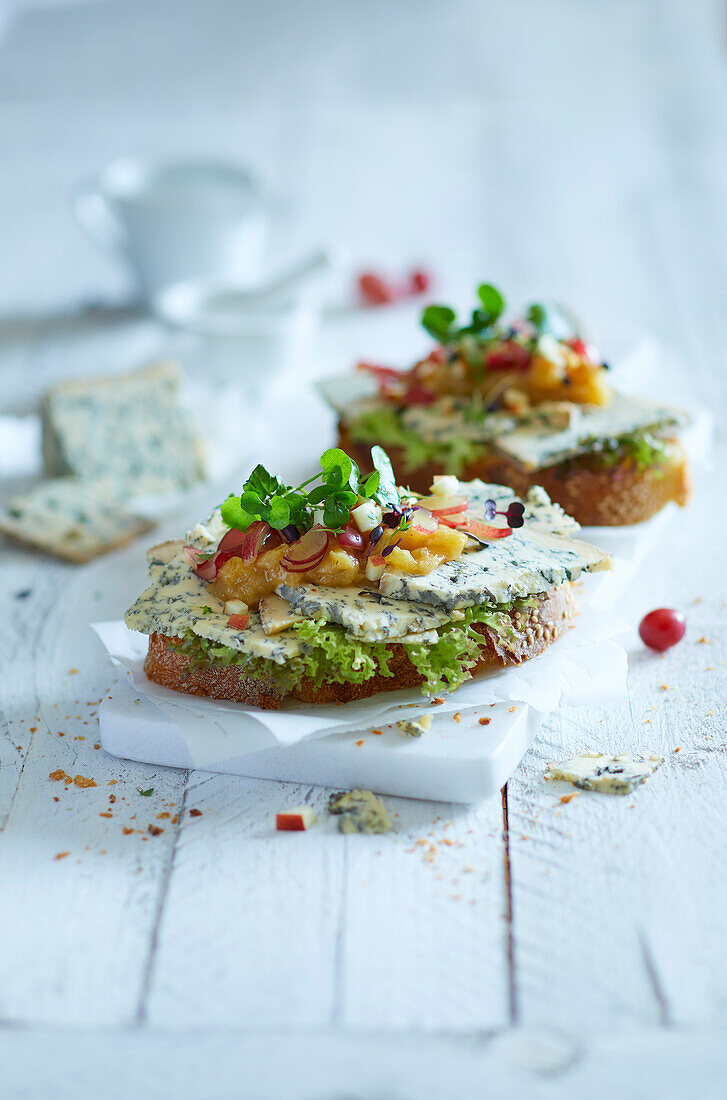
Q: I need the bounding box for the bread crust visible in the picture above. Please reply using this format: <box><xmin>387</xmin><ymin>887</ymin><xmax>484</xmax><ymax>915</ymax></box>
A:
<box><xmin>144</xmin><ymin>586</ymin><xmax>575</xmax><ymax>710</ymax></box>
<box><xmin>338</xmin><ymin>423</ymin><xmax>690</xmax><ymax>527</ymax></box>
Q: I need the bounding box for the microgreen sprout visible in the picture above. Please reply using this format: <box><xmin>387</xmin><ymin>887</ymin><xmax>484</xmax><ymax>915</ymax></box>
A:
<box><xmin>220</xmin><ymin>446</ymin><xmax>405</xmax><ymax>537</ymax></box>
<box><xmin>483</xmin><ymin>499</ymin><xmax>525</xmax><ymax>528</ymax></box>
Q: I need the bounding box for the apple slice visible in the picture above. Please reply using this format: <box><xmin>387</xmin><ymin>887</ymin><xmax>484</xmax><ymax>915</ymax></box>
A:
<box><xmin>411</xmin><ymin>507</ymin><xmax>439</xmax><ymax>534</ymax></box>
<box><xmin>416</xmin><ymin>494</ymin><xmax>468</xmax><ymax>516</ymax></box>
<box><xmin>227</xmin><ymin>613</ymin><xmax>250</xmax><ymax>630</ymax></box>
<box><xmin>459</xmin><ymin>520</ymin><xmax>513</xmax><ymax>540</ymax></box>
<box><xmin>276</xmin><ymin>807</ymin><xmax>317</xmax><ymax>831</ymax></box>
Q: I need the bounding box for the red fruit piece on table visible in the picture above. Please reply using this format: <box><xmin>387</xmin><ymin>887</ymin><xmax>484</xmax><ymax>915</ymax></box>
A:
<box><xmin>276</xmin><ymin>807</ymin><xmax>316</xmax><ymax>831</ymax></box>
<box><xmin>638</xmin><ymin>608</ymin><xmax>686</xmax><ymax>652</ymax></box>
<box><xmin>358</xmin><ymin>272</ymin><xmax>396</xmax><ymax>305</ymax></box>
<box><xmin>409</xmin><ymin>269</ymin><xmax>432</xmax><ymax>294</ymax></box>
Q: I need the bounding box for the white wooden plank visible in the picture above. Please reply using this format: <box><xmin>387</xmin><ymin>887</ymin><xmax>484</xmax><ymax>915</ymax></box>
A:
<box><xmin>0</xmin><ymin>552</ymin><xmax>188</xmax><ymax>1026</ymax></box>
<box><xmin>340</xmin><ymin>793</ymin><xmax>510</xmax><ymax>1029</ymax></box>
<box><xmin>143</xmin><ymin>774</ymin><xmax>345</xmax><ymax>1028</ymax></box>
<box><xmin>2</xmin><ymin>1026</ymin><xmax>727</xmax><ymax>1100</ymax></box>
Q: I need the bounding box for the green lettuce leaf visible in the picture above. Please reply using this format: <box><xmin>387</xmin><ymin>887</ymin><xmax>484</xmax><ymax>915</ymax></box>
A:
<box><xmin>348</xmin><ymin>406</ymin><xmax>488</xmax><ymax>476</ymax></box>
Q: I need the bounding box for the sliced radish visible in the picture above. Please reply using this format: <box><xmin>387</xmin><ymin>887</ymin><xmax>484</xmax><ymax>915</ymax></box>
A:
<box><xmin>282</xmin><ymin>527</ymin><xmax>329</xmax><ymax>568</ymax></box>
<box><xmin>227</xmin><ymin>613</ymin><xmax>250</xmax><ymax>630</ymax></box>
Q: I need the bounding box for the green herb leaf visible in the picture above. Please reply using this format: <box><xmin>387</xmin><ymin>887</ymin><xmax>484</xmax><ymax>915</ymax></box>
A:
<box><xmin>421</xmin><ymin>304</ymin><xmax>456</xmax><ymax>342</ymax></box>
<box><xmin>362</xmin><ymin>470</ymin><xmax>380</xmax><ymax>497</ymax></box>
<box><xmin>267</xmin><ymin>495</ymin><xmax>291</xmax><ymax>528</ymax></box>
<box><xmin>220</xmin><ymin>494</ymin><xmax>255</xmax><ymax>531</ymax></box>
<box><xmin>526</xmin><ymin>301</ymin><xmax>573</xmax><ymax>340</ymax></box>
<box><xmin>476</xmin><ymin>283</ymin><xmax>505</xmax><ymax>323</ymax></box>
<box><xmin>137</xmin><ymin>788</ymin><xmax>154</xmax><ymax>797</ymax></box>
<box><xmin>370</xmin><ymin>444</ymin><xmax>400</xmax><ymax>508</ymax></box>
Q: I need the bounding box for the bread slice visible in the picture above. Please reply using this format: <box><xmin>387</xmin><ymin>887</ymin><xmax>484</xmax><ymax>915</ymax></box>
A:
<box><xmin>338</xmin><ymin>424</ymin><xmax>690</xmax><ymax>527</ymax></box>
<box><xmin>144</xmin><ymin>585</ymin><xmax>575</xmax><ymax>710</ymax></box>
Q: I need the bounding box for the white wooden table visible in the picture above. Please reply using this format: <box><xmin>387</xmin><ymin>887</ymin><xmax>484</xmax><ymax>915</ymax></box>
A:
<box><xmin>1</xmin><ymin>2</ymin><xmax>726</xmax><ymax>1096</ymax></box>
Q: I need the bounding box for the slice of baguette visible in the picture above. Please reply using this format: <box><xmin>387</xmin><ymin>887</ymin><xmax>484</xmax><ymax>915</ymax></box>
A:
<box><xmin>338</xmin><ymin>423</ymin><xmax>690</xmax><ymax>527</ymax></box>
<box><xmin>144</xmin><ymin>585</ymin><xmax>575</xmax><ymax>710</ymax></box>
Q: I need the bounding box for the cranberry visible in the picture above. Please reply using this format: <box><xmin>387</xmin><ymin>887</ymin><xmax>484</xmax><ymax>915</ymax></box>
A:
<box><xmin>358</xmin><ymin>272</ymin><xmax>396</xmax><ymax>306</ymax></box>
<box><xmin>639</xmin><ymin>608</ymin><xmax>686</xmax><ymax>652</ymax></box>
<box><xmin>409</xmin><ymin>268</ymin><xmax>432</xmax><ymax>294</ymax></box>
<box><xmin>486</xmin><ymin>342</ymin><xmax>531</xmax><ymax>372</ymax></box>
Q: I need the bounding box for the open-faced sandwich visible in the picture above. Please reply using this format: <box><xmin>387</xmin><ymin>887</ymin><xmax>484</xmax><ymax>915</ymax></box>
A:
<box><xmin>322</xmin><ymin>284</ymin><xmax>690</xmax><ymax>526</ymax></box>
<box><xmin>124</xmin><ymin>446</ymin><xmax>611</xmax><ymax>709</ymax></box>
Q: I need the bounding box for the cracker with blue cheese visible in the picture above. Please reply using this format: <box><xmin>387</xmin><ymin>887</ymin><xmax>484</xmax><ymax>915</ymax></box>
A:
<box><xmin>125</xmin><ymin>445</ymin><xmax>610</xmax><ymax>709</ymax></box>
<box><xmin>0</xmin><ymin>479</ymin><xmax>153</xmax><ymax>563</ymax></box>
<box><xmin>41</xmin><ymin>361</ymin><xmax>205</xmax><ymax>498</ymax></box>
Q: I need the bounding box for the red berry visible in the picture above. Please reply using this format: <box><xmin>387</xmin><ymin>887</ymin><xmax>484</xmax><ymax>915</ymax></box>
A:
<box><xmin>358</xmin><ymin>272</ymin><xmax>395</xmax><ymax>306</ymax></box>
<box><xmin>409</xmin><ymin>269</ymin><xmax>432</xmax><ymax>294</ymax></box>
<box><xmin>486</xmin><ymin>341</ymin><xmax>531</xmax><ymax>372</ymax></box>
<box><xmin>639</xmin><ymin>608</ymin><xmax>686</xmax><ymax>652</ymax></box>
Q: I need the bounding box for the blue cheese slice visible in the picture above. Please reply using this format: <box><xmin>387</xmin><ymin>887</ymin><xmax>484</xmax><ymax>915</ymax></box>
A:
<box><xmin>546</xmin><ymin>752</ymin><xmax>664</xmax><ymax>794</ymax></box>
<box><xmin>493</xmin><ymin>392</ymin><xmax>686</xmax><ymax>471</ymax></box>
<box><xmin>277</xmin><ymin>583</ymin><xmax>451</xmax><ymax>641</ymax></box>
<box><xmin>0</xmin><ymin>479</ymin><xmax>153</xmax><ymax>563</ymax></box>
<box><xmin>380</xmin><ymin>484</ymin><xmax>609</xmax><ymax>609</ymax></box>
<box><xmin>124</xmin><ymin>548</ymin><xmax>302</xmax><ymax>663</ymax></box>
<box><xmin>41</xmin><ymin>362</ymin><xmax>206</xmax><ymax>497</ymax></box>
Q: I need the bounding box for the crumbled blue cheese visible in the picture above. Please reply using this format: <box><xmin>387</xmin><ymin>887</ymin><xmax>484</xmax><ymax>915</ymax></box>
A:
<box><xmin>41</xmin><ymin>362</ymin><xmax>206</xmax><ymax>496</ymax></box>
<box><xmin>0</xmin><ymin>479</ymin><xmax>153</xmax><ymax>563</ymax></box>
<box><xmin>328</xmin><ymin>789</ymin><xmax>392</xmax><ymax>833</ymax></box>
<box><xmin>277</xmin><ymin>583</ymin><xmax>452</xmax><ymax>641</ymax></box>
<box><xmin>546</xmin><ymin>753</ymin><xmax>664</xmax><ymax>794</ymax></box>
<box><xmin>396</xmin><ymin>714</ymin><xmax>433</xmax><ymax>737</ymax></box>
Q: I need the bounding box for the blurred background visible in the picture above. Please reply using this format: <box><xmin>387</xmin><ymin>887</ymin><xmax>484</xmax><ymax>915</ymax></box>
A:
<box><xmin>0</xmin><ymin>0</ymin><xmax>724</xmax><ymax>470</ymax></box>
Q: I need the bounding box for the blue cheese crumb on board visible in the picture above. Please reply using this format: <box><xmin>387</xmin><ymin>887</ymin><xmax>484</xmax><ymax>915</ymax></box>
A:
<box><xmin>396</xmin><ymin>714</ymin><xmax>433</xmax><ymax>738</ymax></box>
<box><xmin>546</xmin><ymin>753</ymin><xmax>664</xmax><ymax>795</ymax></box>
<box><xmin>41</xmin><ymin>362</ymin><xmax>206</xmax><ymax>497</ymax></box>
<box><xmin>0</xmin><ymin>479</ymin><xmax>154</xmax><ymax>563</ymax></box>
<box><xmin>328</xmin><ymin>788</ymin><xmax>392</xmax><ymax>833</ymax></box>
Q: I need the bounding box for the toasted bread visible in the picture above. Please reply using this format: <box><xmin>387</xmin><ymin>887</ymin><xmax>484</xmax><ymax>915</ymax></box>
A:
<box><xmin>145</xmin><ymin>585</ymin><xmax>575</xmax><ymax>709</ymax></box>
<box><xmin>338</xmin><ymin>424</ymin><xmax>689</xmax><ymax>527</ymax></box>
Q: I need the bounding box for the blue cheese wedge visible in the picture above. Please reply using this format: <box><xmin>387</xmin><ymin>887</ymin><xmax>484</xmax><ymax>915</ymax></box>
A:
<box><xmin>41</xmin><ymin>362</ymin><xmax>206</xmax><ymax>497</ymax></box>
<box><xmin>277</xmin><ymin>583</ymin><xmax>451</xmax><ymax>641</ymax></box>
<box><xmin>0</xmin><ymin>479</ymin><xmax>153</xmax><ymax>563</ymax></box>
<box><xmin>546</xmin><ymin>752</ymin><xmax>664</xmax><ymax>795</ymax></box>
<box><xmin>328</xmin><ymin>789</ymin><xmax>392</xmax><ymax>833</ymax></box>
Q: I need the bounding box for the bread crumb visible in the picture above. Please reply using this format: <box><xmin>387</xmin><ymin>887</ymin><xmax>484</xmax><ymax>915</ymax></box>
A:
<box><xmin>74</xmin><ymin>775</ymin><xmax>97</xmax><ymax>789</ymax></box>
<box><xmin>122</xmin><ymin>827</ymin><xmax>134</xmax><ymax>835</ymax></box>
<box><xmin>54</xmin><ymin>851</ymin><xmax>70</xmax><ymax>861</ymax></box>
<box><xmin>452</xmin><ymin>712</ymin><xmax>461</xmax><ymax>723</ymax></box>
<box><xmin>189</xmin><ymin>808</ymin><xmax>203</xmax><ymax>817</ymax></box>
<box><xmin>355</xmin><ymin>739</ymin><xmax>365</xmax><ymax>746</ymax></box>
<box><xmin>674</xmin><ymin>746</ymin><xmax>682</xmax><ymax>752</ymax></box>
<box><xmin>560</xmin><ymin>793</ymin><xmax>578</xmax><ymax>804</ymax></box>
<box><xmin>68</xmin><ymin>668</ymin><xmax>79</xmax><ymax>674</ymax></box>
<box><xmin>431</xmin><ymin>697</ymin><xmax>445</xmax><ymax>705</ymax></box>
<box><xmin>478</xmin><ymin>717</ymin><xmax>491</xmax><ymax>726</ymax></box>
<box><xmin>49</xmin><ymin>769</ymin><xmax>70</xmax><ymax>782</ymax></box>
<box><xmin>148</xmin><ymin>824</ymin><xmax>164</xmax><ymax>836</ymax></box>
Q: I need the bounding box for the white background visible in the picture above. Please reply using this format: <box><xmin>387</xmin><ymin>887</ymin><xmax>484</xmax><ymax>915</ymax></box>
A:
<box><xmin>0</xmin><ymin>1</ymin><xmax>726</xmax><ymax>1097</ymax></box>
